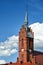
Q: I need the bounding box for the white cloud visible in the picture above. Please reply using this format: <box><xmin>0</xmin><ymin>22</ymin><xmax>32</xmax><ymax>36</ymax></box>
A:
<box><xmin>11</xmin><ymin>49</ymin><xmax>17</xmax><ymax>54</ymax></box>
<box><xmin>0</xmin><ymin>60</ymin><xmax>6</xmax><ymax>64</ymax></box>
<box><xmin>0</xmin><ymin>35</ymin><xmax>18</xmax><ymax>56</ymax></box>
<box><xmin>29</xmin><ymin>22</ymin><xmax>43</xmax><ymax>52</ymax></box>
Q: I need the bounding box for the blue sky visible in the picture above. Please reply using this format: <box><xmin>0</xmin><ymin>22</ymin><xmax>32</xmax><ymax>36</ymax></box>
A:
<box><xmin>0</xmin><ymin>0</ymin><xmax>43</xmax><ymax>64</ymax></box>
<box><xmin>0</xmin><ymin>0</ymin><xmax>43</xmax><ymax>41</ymax></box>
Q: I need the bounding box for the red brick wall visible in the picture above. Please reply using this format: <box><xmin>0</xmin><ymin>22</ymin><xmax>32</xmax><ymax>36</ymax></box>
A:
<box><xmin>19</xmin><ymin>25</ymin><xmax>34</xmax><ymax>63</ymax></box>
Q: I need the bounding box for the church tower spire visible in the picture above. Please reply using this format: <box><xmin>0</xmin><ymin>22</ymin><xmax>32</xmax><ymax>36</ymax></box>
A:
<box><xmin>24</xmin><ymin>0</ymin><xmax>28</xmax><ymax>29</ymax></box>
<box><xmin>24</xmin><ymin>9</ymin><xmax>28</xmax><ymax>25</ymax></box>
<box><xmin>18</xmin><ymin>0</ymin><xmax>34</xmax><ymax>63</ymax></box>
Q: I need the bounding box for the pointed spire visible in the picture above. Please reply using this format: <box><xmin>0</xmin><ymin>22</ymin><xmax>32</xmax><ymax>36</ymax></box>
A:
<box><xmin>24</xmin><ymin>0</ymin><xmax>28</xmax><ymax>28</ymax></box>
<box><xmin>25</xmin><ymin>9</ymin><xmax>28</xmax><ymax>26</ymax></box>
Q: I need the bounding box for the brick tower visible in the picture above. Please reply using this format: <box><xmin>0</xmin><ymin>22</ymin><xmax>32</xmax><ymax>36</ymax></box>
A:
<box><xmin>18</xmin><ymin>10</ymin><xmax>34</xmax><ymax>63</ymax></box>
